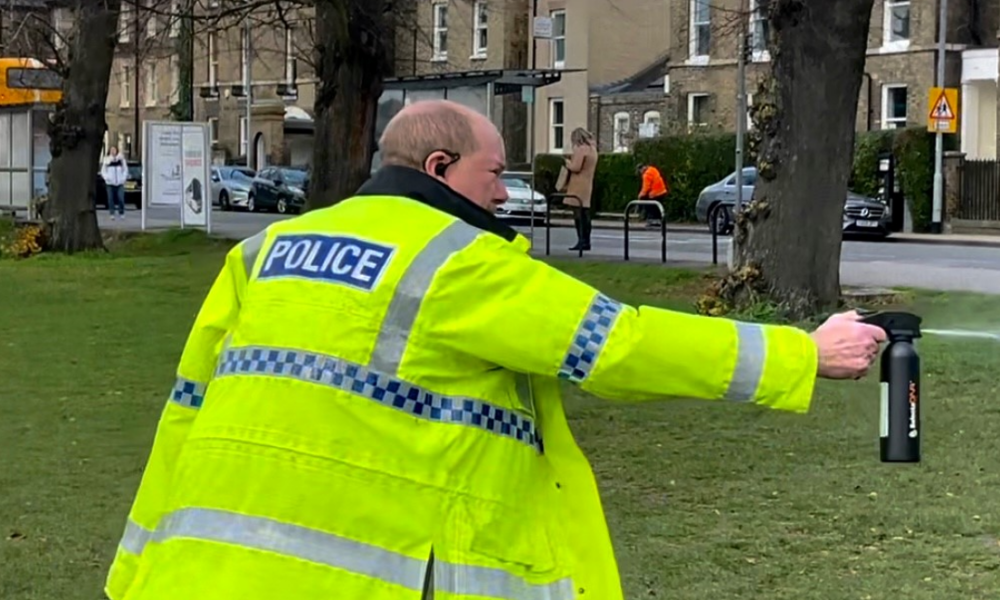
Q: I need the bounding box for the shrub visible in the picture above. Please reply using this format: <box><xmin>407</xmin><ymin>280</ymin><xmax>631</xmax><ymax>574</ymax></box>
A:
<box><xmin>0</xmin><ymin>220</ymin><xmax>46</xmax><ymax>259</ymax></box>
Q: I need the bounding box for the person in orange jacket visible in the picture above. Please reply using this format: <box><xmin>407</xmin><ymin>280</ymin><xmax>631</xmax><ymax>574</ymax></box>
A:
<box><xmin>637</xmin><ymin>163</ymin><xmax>668</xmax><ymax>228</ymax></box>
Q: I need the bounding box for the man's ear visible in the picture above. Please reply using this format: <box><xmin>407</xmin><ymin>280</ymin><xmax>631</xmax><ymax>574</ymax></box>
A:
<box><xmin>424</xmin><ymin>150</ymin><xmax>459</xmax><ymax>182</ymax></box>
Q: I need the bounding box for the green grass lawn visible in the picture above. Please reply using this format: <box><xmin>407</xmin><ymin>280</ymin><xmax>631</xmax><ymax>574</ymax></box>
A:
<box><xmin>3</xmin><ymin>230</ymin><xmax>1000</xmax><ymax>599</ymax></box>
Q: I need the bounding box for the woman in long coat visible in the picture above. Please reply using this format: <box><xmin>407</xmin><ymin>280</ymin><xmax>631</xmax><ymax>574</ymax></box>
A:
<box><xmin>561</xmin><ymin>128</ymin><xmax>598</xmax><ymax>251</ymax></box>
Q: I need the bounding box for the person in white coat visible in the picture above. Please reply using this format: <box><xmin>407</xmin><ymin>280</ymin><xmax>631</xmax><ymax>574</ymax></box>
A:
<box><xmin>102</xmin><ymin>147</ymin><xmax>129</xmax><ymax>219</ymax></box>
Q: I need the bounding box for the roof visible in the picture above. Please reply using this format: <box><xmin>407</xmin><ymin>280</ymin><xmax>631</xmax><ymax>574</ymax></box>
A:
<box><xmin>591</xmin><ymin>54</ymin><xmax>670</xmax><ymax>96</ymax></box>
<box><xmin>383</xmin><ymin>69</ymin><xmax>582</xmax><ymax>94</ymax></box>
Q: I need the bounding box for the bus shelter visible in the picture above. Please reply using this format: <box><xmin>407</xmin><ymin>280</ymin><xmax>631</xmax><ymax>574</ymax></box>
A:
<box><xmin>0</xmin><ymin>59</ymin><xmax>61</xmax><ymax>210</ymax></box>
<box><xmin>374</xmin><ymin>69</ymin><xmax>569</xmax><ymax>168</ymax></box>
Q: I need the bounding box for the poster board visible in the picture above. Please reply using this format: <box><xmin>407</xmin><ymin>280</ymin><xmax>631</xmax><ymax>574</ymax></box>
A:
<box><xmin>141</xmin><ymin>120</ymin><xmax>212</xmax><ymax>233</ymax></box>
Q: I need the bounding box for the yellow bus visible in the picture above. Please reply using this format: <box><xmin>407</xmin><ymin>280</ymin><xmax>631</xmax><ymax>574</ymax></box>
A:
<box><xmin>0</xmin><ymin>57</ymin><xmax>61</xmax><ymax>107</ymax></box>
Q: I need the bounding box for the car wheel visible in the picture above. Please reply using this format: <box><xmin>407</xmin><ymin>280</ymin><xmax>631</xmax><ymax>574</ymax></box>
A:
<box><xmin>219</xmin><ymin>191</ymin><xmax>230</xmax><ymax>211</ymax></box>
<box><xmin>247</xmin><ymin>194</ymin><xmax>256</xmax><ymax>212</ymax></box>
<box><xmin>277</xmin><ymin>198</ymin><xmax>288</xmax><ymax>214</ymax></box>
<box><xmin>709</xmin><ymin>204</ymin><xmax>733</xmax><ymax>235</ymax></box>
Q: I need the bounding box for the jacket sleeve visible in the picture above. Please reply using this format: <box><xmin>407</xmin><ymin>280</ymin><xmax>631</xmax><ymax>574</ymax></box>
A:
<box><xmin>566</xmin><ymin>148</ymin><xmax>585</xmax><ymax>173</ymax></box>
<box><xmin>425</xmin><ymin>238</ymin><xmax>818</xmax><ymax>413</ymax></box>
<box><xmin>104</xmin><ymin>232</ymin><xmax>263</xmax><ymax>600</ymax></box>
<box><xmin>638</xmin><ymin>170</ymin><xmax>652</xmax><ymax>198</ymax></box>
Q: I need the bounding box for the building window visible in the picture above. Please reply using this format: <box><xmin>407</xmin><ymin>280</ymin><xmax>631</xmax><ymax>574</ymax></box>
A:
<box><xmin>613</xmin><ymin>112</ymin><xmax>630</xmax><ymax>152</ymax></box>
<box><xmin>170</xmin><ymin>56</ymin><xmax>180</xmax><ymax>104</ymax></box>
<box><xmin>239</xmin><ymin>116</ymin><xmax>248</xmax><ymax>157</ymax></box>
<box><xmin>120</xmin><ymin>4</ymin><xmax>131</xmax><ymax>42</ymax></box>
<box><xmin>284</xmin><ymin>26</ymin><xmax>297</xmax><ymax>85</ymax></box>
<box><xmin>882</xmin><ymin>85</ymin><xmax>908</xmax><ymax>129</ymax></box>
<box><xmin>749</xmin><ymin>0</ymin><xmax>770</xmax><ymax>60</ymax></box>
<box><xmin>746</xmin><ymin>92</ymin><xmax>754</xmax><ymax>130</ymax></box>
<box><xmin>120</xmin><ymin>63</ymin><xmax>131</xmax><ymax>107</ymax></box>
<box><xmin>208</xmin><ymin>118</ymin><xmax>219</xmax><ymax>144</ymax></box>
<box><xmin>640</xmin><ymin>110</ymin><xmax>660</xmax><ymax>138</ymax></box>
<box><xmin>146</xmin><ymin>10</ymin><xmax>157</xmax><ymax>38</ymax></box>
<box><xmin>208</xmin><ymin>30</ymin><xmax>218</xmax><ymax>88</ymax></box>
<box><xmin>432</xmin><ymin>2</ymin><xmax>448</xmax><ymax>60</ymax></box>
<box><xmin>239</xmin><ymin>27</ymin><xmax>249</xmax><ymax>87</ymax></box>
<box><xmin>551</xmin><ymin>10</ymin><xmax>565</xmax><ymax>69</ymax></box>
<box><xmin>884</xmin><ymin>0</ymin><xmax>910</xmax><ymax>46</ymax></box>
<box><xmin>472</xmin><ymin>1</ymin><xmax>487</xmax><ymax>58</ymax></box>
<box><xmin>170</xmin><ymin>0</ymin><xmax>181</xmax><ymax>37</ymax></box>
<box><xmin>549</xmin><ymin>98</ymin><xmax>564</xmax><ymax>153</ymax></box>
<box><xmin>145</xmin><ymin>62</ymin><xmax>158</xmax><ymax>106</ymax></box>
<box><xmin>689</xmin><ymin>0</ymin><xmax>710</xmax><ymax>58</ymax></box>
<box><xmin>688</xmin><ymin>93</ymin><xmax>709</xmax><ymax>127</ymax></box>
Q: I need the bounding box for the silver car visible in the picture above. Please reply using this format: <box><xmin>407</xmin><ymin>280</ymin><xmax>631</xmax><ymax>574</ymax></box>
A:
<box><xmin>210</xmin><ymin>166</ymin><xmax>256</xmax><ymax>211</ymax></box>
<box><xmin>694</xmin><ymin>166</ymin><xmax>893</xmax><ymax>238</ymax></box>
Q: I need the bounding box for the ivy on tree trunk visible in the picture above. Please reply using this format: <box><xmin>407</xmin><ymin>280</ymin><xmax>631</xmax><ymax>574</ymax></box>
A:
<box><xmin>46</xmin><ymin>0</ymin><xmax>122</xmax><ymax>253</ymax></box>
<box><xmin>723</xmin><ymin>0</ymin><xmax>876</xmax><ymax>319</ymax></box>
<box><xmin>308</xmin><ymin>0</ymin><xmax>392</xmax><ymax>210</ymax></box>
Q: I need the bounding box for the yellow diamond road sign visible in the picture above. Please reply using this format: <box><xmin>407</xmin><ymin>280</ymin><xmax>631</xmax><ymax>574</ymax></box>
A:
<box><xmin>927</xmin><ymin>87</ymin><xmax>959</xmax><ymax>134</ymax></box>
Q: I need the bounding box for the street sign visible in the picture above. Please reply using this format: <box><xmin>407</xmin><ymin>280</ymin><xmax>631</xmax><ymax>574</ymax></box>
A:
<box><xmin>533</xmin><ymin>16</ymin><xmax>552</xmax><ymax>39</ymax></box>
<box><xmin>927</xmin><ymin>87</ymin><xmax>959</xmax><ymax>134</ymax></box>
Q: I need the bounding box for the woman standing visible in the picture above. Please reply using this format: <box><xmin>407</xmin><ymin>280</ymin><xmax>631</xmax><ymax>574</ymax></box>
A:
<box><xmin>562</xmin><ymin>128</ymin><xmax>598</xmax><ymax>252</ymax></box>
<box><xmin>102</xmin><ymin>147</ymin><xmax>129</xmax><ymax>220</ymax></box>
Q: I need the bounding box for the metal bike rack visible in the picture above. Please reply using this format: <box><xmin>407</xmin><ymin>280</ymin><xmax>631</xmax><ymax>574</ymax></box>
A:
<box><xmin>623</xmin><ymin>200</ymin><xmax>666</xmax><ymax>263</ymax></box>
<box><xmin>546</xmin><ymin>193</ymin><xmax>583</xmax><ymax>258</ymax></box>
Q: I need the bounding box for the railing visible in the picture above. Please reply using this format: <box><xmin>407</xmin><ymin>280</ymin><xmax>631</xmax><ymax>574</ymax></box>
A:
<box><xmin>959</xmin><ymin>159</ymin><xmax>1000</xmax><ymax>221</ymax></box>
<box><xmin>623</xmin><ymin>200</ymin><xmax>666</xmax><ymax>263</ymax></box>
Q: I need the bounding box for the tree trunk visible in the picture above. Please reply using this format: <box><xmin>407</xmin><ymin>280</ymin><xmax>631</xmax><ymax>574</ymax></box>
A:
<box><xmin>45</xmin><ymin>0</ymin><xmax>121</xmax><ymax>253</ymax></box>
<box><xmin>308</xmin><ymin>0</ymin><xmax>391</xmax><ymax>210</ymax></box>
<box><xmin>726</xmin><ymin>0</ymin><xmax>875</xmax><ymax>319</ymax></box>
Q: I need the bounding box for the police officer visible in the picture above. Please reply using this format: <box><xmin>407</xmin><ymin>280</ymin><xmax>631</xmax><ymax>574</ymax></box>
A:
<box><xmin>106</xmin><ymin>100</ymin><xmax>886</xmax><ymax>600</ymax></box>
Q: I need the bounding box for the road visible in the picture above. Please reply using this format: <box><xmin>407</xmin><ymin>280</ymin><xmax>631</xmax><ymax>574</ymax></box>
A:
<box><xmin>101</xmin><ymin>206</ymin><xmax>1000</xmax><ymax>294</ymax></box>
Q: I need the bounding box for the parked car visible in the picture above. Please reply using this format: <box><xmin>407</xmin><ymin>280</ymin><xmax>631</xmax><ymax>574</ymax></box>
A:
<box><xmin>210</xmin><ymin>166</ymin><xmax>256</xmax><ymax>211</ymax></box>
<box><xmin>248</xmin><ymin>166</ymin><xmax>308</xmax><ymax>214</ymax></box>
<box><xmin>694</xmin><ymin>167</ymin><xmax>893</xmax><ymax>239</ymax></box>
<box><xmin>496</xmin><ymin>173</ymin><xmax>546</xmax><ymax>223</ymax></box>
<box><xmin>93</xmin><ymin>161</ymin><xmax>142</xmax><ymax>209</ymax></box>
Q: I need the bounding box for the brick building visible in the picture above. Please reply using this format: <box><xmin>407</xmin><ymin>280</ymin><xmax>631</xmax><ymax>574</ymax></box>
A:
<box><xmin>665</xmin><ymin>0</ymin><xmax>1000</xmax><ymax>138</ymax></box>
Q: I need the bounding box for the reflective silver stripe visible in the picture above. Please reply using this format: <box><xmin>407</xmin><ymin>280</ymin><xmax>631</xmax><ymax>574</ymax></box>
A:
<box><xmin>437</xmin><ymin>560</ymin><xmax>575</xmax><ymax>600</ymax></box>
<box><xmin>557</xmin><ymin>293</ymin><xmax>623</xmax><ymax>383</ymax></box>
<box><xmin>126</xmin><ymin>507</ymin><xmax>573</xmax><ymax>599</ymax></box>
<box><xmin>241</xmin><ymin>230</ymin><xmax>267</xmax><ymax>278</ymax></box>
<box><xmin>369</xmin><ymin>220</ymin><xmax>481</xmax><ymax>374</ymax></box>
<box><xmin>119</xmin><ymin>518</ymin><xmax>154</xmax><ymax>555</ymax></box>
<box><xmin>725</xmin><ymin>322</ymin><xmax>766</xmax><ymax>402</ymax></box>
<box><xmin>215</xmin><ymin>346</ymin><xmax>543</xmax><ymax>452</ymax></box>
<box><xmin>170</xmin><ymin>376</ymin><xmax>207</xmax><ymax>409</ymax></box>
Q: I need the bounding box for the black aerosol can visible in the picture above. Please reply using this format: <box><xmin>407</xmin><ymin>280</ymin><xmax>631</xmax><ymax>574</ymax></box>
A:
<box><xmin>860</xmin><ymin>311</ymin><xmax>923</xmax><ymax>463</ymax></box>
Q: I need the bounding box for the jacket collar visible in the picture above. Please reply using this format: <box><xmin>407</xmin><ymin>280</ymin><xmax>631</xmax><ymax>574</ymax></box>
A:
<box><xmin>354</xmin><ymin>165</ymin><xmax>520</xmax><ymax>243</ymax></box>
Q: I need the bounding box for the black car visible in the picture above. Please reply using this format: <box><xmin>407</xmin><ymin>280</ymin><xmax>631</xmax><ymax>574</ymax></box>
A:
<box><xmin>247</xmin><ymin>166</ymin><xmax>308</xmax><ymax>214</ymax></box>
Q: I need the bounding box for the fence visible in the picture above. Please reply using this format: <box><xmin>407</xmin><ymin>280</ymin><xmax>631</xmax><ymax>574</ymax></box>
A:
<box><xmin>959</xmin><ymin>159</ymin><xmax>1000</xmax><ymax>222</ymax></box>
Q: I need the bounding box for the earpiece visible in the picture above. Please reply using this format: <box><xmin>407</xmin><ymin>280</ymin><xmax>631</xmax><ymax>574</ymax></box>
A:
<box><xmin>434</xmin><ymin>162</ymin><xmax>448</xmax><ymax>178</ymax></box>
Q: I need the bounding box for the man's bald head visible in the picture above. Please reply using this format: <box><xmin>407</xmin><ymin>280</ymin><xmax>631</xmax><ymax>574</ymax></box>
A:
<box><xmin>379</xmin><ymin>100</ymin><xmax>484</xmax><ymax>170</ymax></box>
<box><xmin>376</xmin><ymin>99</ymin><xmax>509</xmax><ymax>213</ymax></box>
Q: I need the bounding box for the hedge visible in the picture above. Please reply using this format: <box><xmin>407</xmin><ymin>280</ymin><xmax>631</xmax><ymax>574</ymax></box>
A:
<box><xmin>534</xmin><ymin>127</ymin><xmax>939</xmax><ymax>230</ymax></box>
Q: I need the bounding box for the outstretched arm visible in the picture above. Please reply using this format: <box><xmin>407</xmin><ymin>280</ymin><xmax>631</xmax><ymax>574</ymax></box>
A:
<box><xmin>425</xmin><ymin>238</ymin><xmax>817</xmax><ymax>413</ymax></box>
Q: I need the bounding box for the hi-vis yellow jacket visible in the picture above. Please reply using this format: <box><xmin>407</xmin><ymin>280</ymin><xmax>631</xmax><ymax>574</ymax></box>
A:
<box><xmin>106</xmin><ymin>166</ymin><xmax>818</xmax><ymax>600</ymax></box>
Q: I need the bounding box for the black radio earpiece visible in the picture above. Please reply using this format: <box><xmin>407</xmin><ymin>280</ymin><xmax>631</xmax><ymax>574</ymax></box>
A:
<box><xmin>426</xmin><ymin>149</ymin><xmax>461</xmax><ymax>179</ymax></box>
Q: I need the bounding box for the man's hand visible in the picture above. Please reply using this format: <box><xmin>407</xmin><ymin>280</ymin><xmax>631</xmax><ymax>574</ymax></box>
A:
<box><xmin>810</xmin><ymin>311</ymin><xmax>887</xmax><ymax>380</ymax></box>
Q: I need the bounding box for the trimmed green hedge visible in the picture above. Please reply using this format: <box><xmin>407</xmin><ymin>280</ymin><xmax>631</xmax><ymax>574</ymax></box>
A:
<box><xmin>533</xmin><ymin>127</ymin><xmax>941</xmax><ymax>230</ymax></box>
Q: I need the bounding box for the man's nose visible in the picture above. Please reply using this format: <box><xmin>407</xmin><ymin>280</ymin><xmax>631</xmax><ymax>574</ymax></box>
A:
<box><xmin>496</xmin><ymin>181</ymin><xmax>509</xmax><ymax>200</ymax></box>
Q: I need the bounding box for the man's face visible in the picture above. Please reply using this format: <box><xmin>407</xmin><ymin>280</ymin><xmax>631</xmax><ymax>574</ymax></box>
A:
<box><xmin>444</xmin><ymin>124</ymin><xmax>509</xmax><ymax>213</ymax></box>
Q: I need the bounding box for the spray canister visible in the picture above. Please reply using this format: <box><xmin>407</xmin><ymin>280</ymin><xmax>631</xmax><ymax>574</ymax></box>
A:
<box><xmin>859</xmin><ymin>311</ymin><xmax>923</xmax><ymax>463</ymax></box>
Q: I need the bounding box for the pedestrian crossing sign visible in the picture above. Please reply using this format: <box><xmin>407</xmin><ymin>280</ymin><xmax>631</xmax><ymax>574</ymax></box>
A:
<box><xmin>927</xmin><ymin>87</ymin><xmax>959</xmax><ymax>134</ymax></box>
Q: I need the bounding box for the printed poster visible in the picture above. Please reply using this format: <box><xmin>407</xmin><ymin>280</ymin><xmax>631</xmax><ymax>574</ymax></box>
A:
<box><xmin>180</xmin><ymin>125</ymin><xmax>208</xmax><ymax>227</ymax></box>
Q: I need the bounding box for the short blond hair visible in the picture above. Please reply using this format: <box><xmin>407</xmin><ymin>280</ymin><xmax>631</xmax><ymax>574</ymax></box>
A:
<box><xmin>379</xmin><ymin>100</ymin><xmax>481</xmax><ymax>169</ymax></box>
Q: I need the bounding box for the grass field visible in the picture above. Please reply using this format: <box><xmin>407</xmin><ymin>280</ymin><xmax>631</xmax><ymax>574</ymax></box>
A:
<box><xmin>3</xmin><ymin>230</ymin><xmax>1000</xmax><ymax>599</ymax></box>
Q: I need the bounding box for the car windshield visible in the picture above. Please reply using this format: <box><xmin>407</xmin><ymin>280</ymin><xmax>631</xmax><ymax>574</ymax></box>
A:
<box><xmin>502</xmin><ymin>177</ymin><xmax>529</xmax><ymax>189</ymax></box>
<box><xmin>281</xmin><ymin>169</ymin><xmax>307</xmax><ymax>186</ymax></box>
<box><xmin>229</xmin><ymin>168</ymin><xmax>255</xmax><ymax>183</ymax></box>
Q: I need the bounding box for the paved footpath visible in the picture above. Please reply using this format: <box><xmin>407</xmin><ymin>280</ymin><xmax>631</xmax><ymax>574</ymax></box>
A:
<box><xmin>100</xmin><ymin>207</ymin><xmax>1000</xmax><ymax>294</ymax></box>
